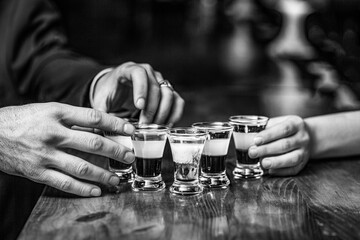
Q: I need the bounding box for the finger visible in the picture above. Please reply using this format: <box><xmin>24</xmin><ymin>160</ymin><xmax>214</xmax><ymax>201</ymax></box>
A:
<box><xmin>260</xmin><ymin>149</ymin><xmax>305</xmax><ymax>170</ymax></box>
<box><xmin>138</xmin><ymin>64</ymin><xmax>161</xmax><ymax>123</ymax></box>
<box><xmin>265</xmin><ymin>116</ymin><xmax>289</xmax><ymax>128</ymax></box>
<box><xmin>153</xmin><ymin>85</ymin><xmax>174</xmax><ymax>124</ymax></box>
<box><xmin>71</xmin><ymin>126</ymin><xmax>95</xmax><ymax>133</ymax></box>
<box><xmin>165</xmin><ymin>92</ymin><xmax>185</xmax><ymax>126</ymax></box>
<box><xmin>154</xmin><ymin>71</ymin><xmax>164</xmax><ymax>82</ymax></box>
<box><xmin>40</xmin><ymin>169</ymin><xmax>102</xmax><ymax>197</ymax></box>
<box><xmin>120</xmin><ymin>64</ymin><xmax>149</xmax><ymax>110</ymax></box>
<box><xmin>254</xmin><ymin>119</ymin><xmax>298</xmax><ymax>146</ymax></box>
<box><xmin>61</xmin><ymin>129</ymin><xmax>135</xmax><ymax>164</ymax></box>
<box><xmin>60</xmin><ymin>106</ymin><xmax>135</xmax><ymax>135</ymax></box>
<box><xmin>249</xmin><ymin>137</ymin><xmax>299</xmax><ymax>158</ymax></box>
<box><xmin>50</xmin><ymin>152</ymin><xmax>120</xmax><ymax>187</ymax></box>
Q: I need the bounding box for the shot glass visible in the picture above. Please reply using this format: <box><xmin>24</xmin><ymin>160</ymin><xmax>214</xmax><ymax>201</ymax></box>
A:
<box><xmin>104</xmin><ymin>118</ymin><xmax>137</xmax><ymax>183</ymax></box>
<box><xmin>229</xmin><ymin>115</ymin><xmax>268</xmax><ymax>179</ymax></box>
<box><xmin>131</xmin><ymin>124</ymin><xmax>167</xmax><ymax>192</ymax></box>
<box><xmin>168</xmin><ymin>128</ymin><xmax>208</xmax><ymax>195</ymax></box>
<box><xmin>192</xmin><ymin>122</ymin><xmax>233</xmax><ymax>189</ymax></box>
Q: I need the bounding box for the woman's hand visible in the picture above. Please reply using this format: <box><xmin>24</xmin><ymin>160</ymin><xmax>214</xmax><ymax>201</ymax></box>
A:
<box><xmin>248</xmin><ymin>115</ymin><xmax>311</xmax><ymax>176</ymax></box>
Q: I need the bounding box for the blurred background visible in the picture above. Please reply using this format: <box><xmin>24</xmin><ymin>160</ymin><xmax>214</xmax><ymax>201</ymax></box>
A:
<box><xmin>54</xmin><ymin>0</ymin><xmax>360</xmax><ymax>124</ymax></box>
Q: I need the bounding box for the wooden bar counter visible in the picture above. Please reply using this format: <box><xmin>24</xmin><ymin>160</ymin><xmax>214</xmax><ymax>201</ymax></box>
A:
<box><xmin>18</xmin><ymin>85</ymin><xmax>360</xmax><ymax>240</ymax></box>
<box><xmin>18</xmin><ymin>152</ymin><xmax>360</xmax><ymax>240</ymax></box>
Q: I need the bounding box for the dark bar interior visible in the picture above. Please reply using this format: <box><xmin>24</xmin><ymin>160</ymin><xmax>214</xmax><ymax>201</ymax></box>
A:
<box><xmin>1</xmin><ymin>0</ymin><xmax>360</xmax><ymax>239</ymax></box>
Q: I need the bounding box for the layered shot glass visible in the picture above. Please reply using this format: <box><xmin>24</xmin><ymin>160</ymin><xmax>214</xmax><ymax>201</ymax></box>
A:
<box><xmin>192</xmin><ymin>122</ymin><xmax>233</xmax><ymax>189</ymax></box>
<box><xmin>229</xmin><ymin>115</ymin><xmax>268</xmax><ymax>179</ymax></box>
<box><xmin>104</xmin><ymin>118</ymin><xmax>137</xmax><ymax>183</ymax></box>
<box><xmin>168</xmin><ymin>128</ymin><xmax>208</xmax><ymax>195</ymax></box>
<box><xmin>132</xmin><ymin>124</ymin><xmax>167</xmax><ymax>192</ymax></box>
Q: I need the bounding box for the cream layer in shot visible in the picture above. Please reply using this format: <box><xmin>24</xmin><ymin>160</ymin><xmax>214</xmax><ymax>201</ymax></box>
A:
<box><xmin>202</xmin><ymin>139</ymin><xmax>230</xmax><ymax>156</ymax></box>
<box><xmin>233</xmin><ymin>132</ymin><xmax>257</xmax><ymax>150</ymax></box>
<box><xmin>170</xmin><ymin>143</ymin><xmax>204</xmax><ymax>164</ymax></box>
<box><xmin>133</xmin><ymin>141</ymin><xmax>166</xmax><ymax>158</ymax></box>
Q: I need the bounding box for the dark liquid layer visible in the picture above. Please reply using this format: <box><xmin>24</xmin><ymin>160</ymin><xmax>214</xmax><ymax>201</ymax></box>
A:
<box><xmin>233</xmin><ymin>124</ymin><xmax>266</xmax><ymax>133</ymax></box>
<box><xmin>134</xmin><ymin>157</ymin><xmax>162</xmax><ymax>177</ymax></box>
<box><xmin>109</xmin><ymin>159</ymin><xmax>132</xmax><ymax>170</ymax></box>
<box><xmin>236</xmin><ymin>150</ymin><xmax>259</xmax><ymax>165</ymax></box>
<box><xmin>201</xmin><ymin>155</ymin><xmax>226</xmax><ymax>174</ymax></box>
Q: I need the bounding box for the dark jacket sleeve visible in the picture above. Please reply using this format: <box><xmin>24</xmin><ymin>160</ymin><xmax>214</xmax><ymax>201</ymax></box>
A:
<box><xmin>0</xmin><ymin>0</ymin><xmax>105</xmax><ymax>106</ymax></box>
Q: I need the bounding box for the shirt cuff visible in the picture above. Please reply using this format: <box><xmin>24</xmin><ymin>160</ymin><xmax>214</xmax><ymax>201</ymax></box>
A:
<box><xmin>89</xmin><ymin>68</ymin><xmax>114</xmax><ymax>108</ymax></box>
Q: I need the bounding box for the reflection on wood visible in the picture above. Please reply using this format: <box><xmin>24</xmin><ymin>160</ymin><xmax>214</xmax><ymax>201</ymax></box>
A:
<box><xmin>19</xmin><ymin>155</ymin><xmax>360</xmax><ymax>240</ymax></box>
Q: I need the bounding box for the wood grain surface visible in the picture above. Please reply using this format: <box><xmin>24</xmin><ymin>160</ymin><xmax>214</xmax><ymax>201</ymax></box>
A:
<box><xmin>17</xmin><ymin>82</ymin><xmax>360</xmax><ymax>240</ymax></box>
<box><xmin>18</xmin><ymin>151</ymin><xmax>360</xmax><ymax>240</ymax></box>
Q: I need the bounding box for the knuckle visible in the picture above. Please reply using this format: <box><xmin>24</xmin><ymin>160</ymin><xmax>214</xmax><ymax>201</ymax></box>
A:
<box><xmin>283</xmin><ymin>124</ymin><xmax>293</xmax><ymax>136</ymax></box>
<box><xmin>178</xmin><ymin>98</ymin><xmax>185</xmax><ymax>107</ymax></box>
<box><xmin>282</xmin><ymin>140</ymin><xmax>291</xmax><ymax>152</ymax></box>
<box><xmin>58</xmin><ymin>179</ymin><xmax>72</xmax><ymax>191</ymax></box>
<box><xmin>87</xmin><ymin>109</ymin><xmax>102</xmax><ymax>126</ymax></box>
<box><xmin>99</xmin><ymin>172</ymin><xmax>110</xmax><ymax>183</ymax></box>
<box><xmin>113</xmin><ymin>147</ymin><xmax>125</xmax><ymax>160</ymax></box>
<box><xmin>45</xmin><ymin>102</ymin><xmax>61</xmax><ymax>113</ymax></box>
<box><xmin>142</xmin><ymin>63</ymin><xmax>152</xmax><ymax>70</ymax></box>
<box><xmin>76</xmin><ymin>162</ymin><xmax>90</xmax><ymax>176</ymax></box>
<box><xmin>88</xmin><ymin>136</ymin><xmax>104</xmax><ymax>151</ymax></box>
<box><xmin>26</xmin><ymin>168</ymin><xmax>42</xmax><ymax>180</ymax></box>
<box><xmin>40</xmin><ymin>125</ymin><xmax>62</xmax><ymax>144</ymax></box>
<box><xmin>124</xmin><ymin>61</ymin><xmax>135</xmax><ymax>66</ymax></box>
<box><xmin>35</xmin><ymin>169</ymin><xmax>48</xmax><ymax>182</ymax></box>
<box><xmin>78</xmin><ymin>186</ymin><xmax>90</xmax><ymax>196</ymax></box>
<box><xmin>135</xmin><ymin>66</ymin><xmax>147</xmax><ymax>76</ymax></box>
<box><xmin>290</xmin><ymin>115</ymin><xmax>305</xmax><ymax>128</ymax></box>
<box><xmin>291</xmin><ymin>154</ymin><xmax>301</xmax><ymax>166</ymax></box>
<box><xmin>301</xmin><ymin>133</ymin><xmax>310</xmax><ymax>145</ymax></box>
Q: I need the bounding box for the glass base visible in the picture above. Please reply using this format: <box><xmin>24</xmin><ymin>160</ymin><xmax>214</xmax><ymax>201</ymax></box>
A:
<box><xmin>132</xmin><ymin>176</ymin><xmax>165</xmax><ymax>192</ymax></box>
<box><xmin>113</xmin><ymin>170</ymin><xmax>135</xmax><ymax>183</ymax></box>
<box><xmin>233</xmin><ymin>163</ymin><xmax>263</xmax><ymax>179</ymax></box>
<box><xmin>170</xmin><ymin>180</ymin><xmax>203</xmax><ymax>195</ymax></box>
<box><xmin>200</xmin><ymin>173</ymin><xmax>230</xmax><ymax>189</ymax></box>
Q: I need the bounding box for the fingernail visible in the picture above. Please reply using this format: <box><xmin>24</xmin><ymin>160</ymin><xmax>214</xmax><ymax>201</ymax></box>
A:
<box><xmin>249</xmin><ymin>146</ymin><xmax>258</xmax><ymax>158</ymax></box>
<box><xmin>90</xmin><ymin>188</ymin><xmax>101</xmax><ymax>197</ymax></box>
<box><xmin>124</xmin><ymin>123</ymin><xmax>135</xmax><ymax>135</ymax></box>
<box><xmin>254</xmin><ymin>137</ymin><xmax>263</xmax><ymax>145</ymax></box>
<box><xmin>262</xmin><ymin>159</ymin><xmax>271</xmax><ymax>169</ymax></box>
<box><xmin>109</xmin><ymin>175</ymin><xmax>120</xmax><ymax>186</ymax></box>
<box><xmin>124</xmin><ymin>151</ymin><xmax>135</xmax><ymax>163</ymax></box>
<box><xmin>136</xmin><ymin>98</ymin><xmax>145</xmax><ymax>110</ymax></box>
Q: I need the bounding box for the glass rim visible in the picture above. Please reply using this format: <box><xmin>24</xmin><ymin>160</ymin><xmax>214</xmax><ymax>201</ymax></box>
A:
<box><xmin>167</xmin><ymin>127</ymin><xmax>208</xmax><ymax>137</ymax></box>
<box><xmin>192</xmin><ymin>122</ymin><xmax>233</xmax><ymax>132</ymax></box>
<box><xmin>229</xmin><ymin>115</ymin><xmax>268</xmax><ymax>125</ymax></box>
<box><xmin>134</xmin><ymin>123</ymin><xmax>168</xmax><ymax>133</ymax></box>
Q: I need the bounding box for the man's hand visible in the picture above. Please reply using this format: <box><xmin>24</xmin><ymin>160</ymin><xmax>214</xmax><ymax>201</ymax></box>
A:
<box><xmin>248</xmin><ymin>115</ymin><xmax>311</xmax><ymax>176</ymax></box>
<box><xmin>92</xmin><ymin>62</ymin><xmax>185</xmax><ymax>125</ymax></box>
<box><xmin>0</xmin><ymin>103</ymin><xmax>135</xmax><ymax>197</ymax></box>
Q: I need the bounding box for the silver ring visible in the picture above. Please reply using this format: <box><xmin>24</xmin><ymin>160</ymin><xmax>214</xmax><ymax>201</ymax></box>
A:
<box><xmin>158</xmin><ymin>80</ymin><xmax>174</xmax><ymax>91</ymax></box>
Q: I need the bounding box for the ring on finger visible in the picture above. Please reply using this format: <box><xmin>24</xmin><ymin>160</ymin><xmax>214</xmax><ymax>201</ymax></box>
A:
<box><xmin>158</xmin><ymin>80</ymin><xmax>174</xmax><ymax>91</ymax></box>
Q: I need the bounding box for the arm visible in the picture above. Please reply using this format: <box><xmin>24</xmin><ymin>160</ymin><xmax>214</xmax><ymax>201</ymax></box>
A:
<box><xmin>1</xmin><ymin>0</ymin><xmax>185</xmax><ymax>124</ymax></box>
<box><xmin>1</xmin><ymin>0</ymin><xmax>104</xmax><ymax>106</ymax></box>
<box><xmin>306</xmin><ymin>111</ymin><xmax>360</xmax><ymax>158</ymax></box>
<box><xmin>249</xmin><ymin>111</ymin><xmax>360</xmax><ymax>176</ymax></box>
